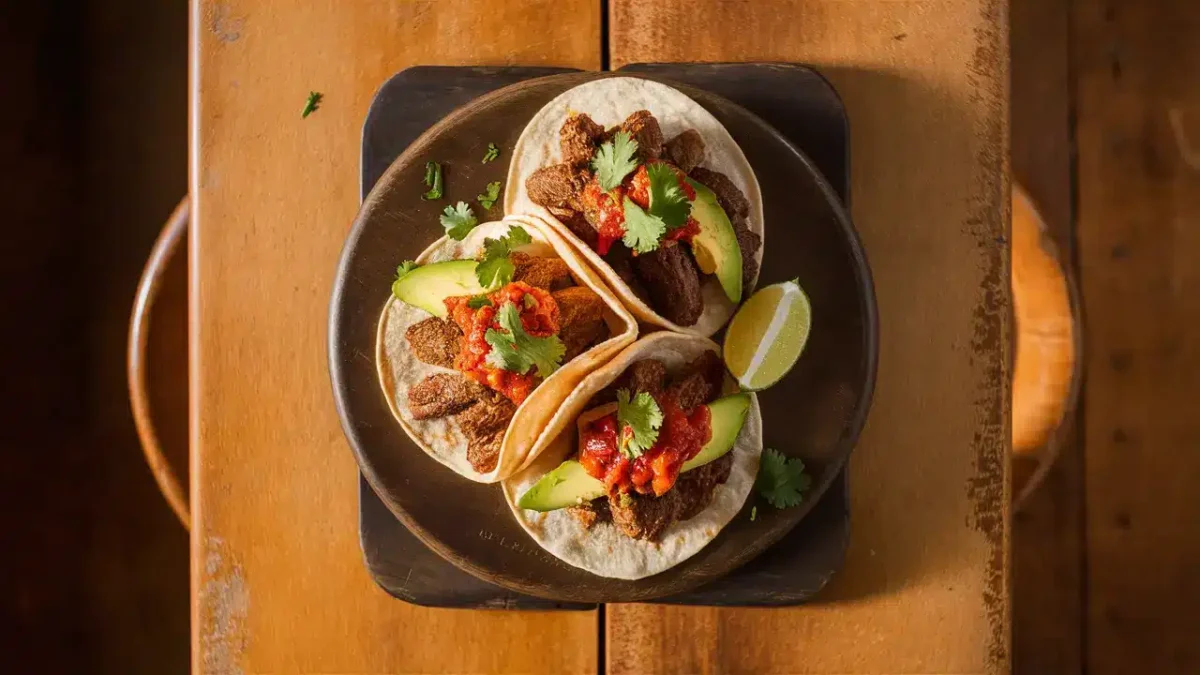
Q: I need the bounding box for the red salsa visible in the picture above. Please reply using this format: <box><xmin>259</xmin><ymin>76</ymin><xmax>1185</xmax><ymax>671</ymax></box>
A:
<box><xmin>581</xmin><ymin>162</ymin><xmax>700</xmax><ymax>256</ymax></box>
<box><xmin>578</xmin><ymin>391</ymin><xmax>712</xmax><ymax>496</ymax></box>
<box><xmin>444</xmin><ymin>282</ymin><xmax>560</xmax><ymax>405</ymax></box>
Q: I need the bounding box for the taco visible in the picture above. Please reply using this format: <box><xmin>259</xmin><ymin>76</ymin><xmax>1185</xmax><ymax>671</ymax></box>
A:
<box><xmin>503</xmin><ymin>332</ymin><xmax>762</xmax><ymax>579</ymax></box>
<box><xmin>504</xmin><ymin>77</ymin><xmax>765</xmax><ymax>337</ymax></box>
<box><xmin>377</xmin><ymin>216</ymin><xmax>637</xmax><ymax>483</ymax></box>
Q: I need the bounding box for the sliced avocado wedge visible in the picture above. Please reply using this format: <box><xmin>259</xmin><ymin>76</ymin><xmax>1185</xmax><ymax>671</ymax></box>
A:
<box><xmin>391</xmin><ymin>260</ymin><xmax>486</xmax><ymax>317</ymax></box>
<box><xmin>518</xmin><ymin>393</ymin><xmax>753</xmax><ymax>512</ymax></box>
<box><xmin>685</xmin><ymin>178</ymin><xmax>743</xmax><ymax>303</ymax></box>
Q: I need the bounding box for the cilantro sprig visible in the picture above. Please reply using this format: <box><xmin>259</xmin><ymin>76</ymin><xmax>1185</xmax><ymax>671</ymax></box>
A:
<box><xmin>755</xmin><ymin>449</ymin><xmax>812</xmax><ymax>509</ymax></box>
<box><xmin>440</xmin><ymin>201</ymin><xmax>477</xmax><ymax>240</ymax></box>
<box><xmin>395</xmin><ymin>260</ymin><xmax>419</xmax><ymax>280</ymax></box>
<box><xmin>301</xmin><ymin>91</ymin><xmax>323</xmax><ymax>118</ymax></box>
<box><xmin>592</xmin><ymin>130</ymin><xmax>640</xmax><ymax>190</ymax></box>
<box><xmin>646</xmin><ymin>163</ymin><xmax>692</xmax><ymax>228</ymax></box>
<box><xmin>621</xmin><ymin>198</ymin><xmax>667</xmax><ymax>254</ymax></box>
<box><xmin>482</xmin><ymin>143</ymin><xmax>500</xmax><ymax>163</ymax></box>
<box><xmin>616</xmin><ymin>388</ymin><xmax>663</xmax><ymax>459</ymax></box>
<box><xmin>475</xmin><ymin>225</ymin><xmax>532</xmax><ymax>289</ymax></box>
<box><xmin>484</xmin><ymin>301</ymin><xmax>565</xmax><ymax>378</ymax></box>
<box><xmin>422</xmin><ymin>161</ymin><xmax>444</xmax><ymax>201</ymax></box>
<box><xmin>477</xmin><ymin>181</ymin><xmax>502</xmax><ymax>210</ymax></box>
<box><xmin>467</xmin><ymin>294</ymin><xmax>493</xmax><ymax>310</ymax></box>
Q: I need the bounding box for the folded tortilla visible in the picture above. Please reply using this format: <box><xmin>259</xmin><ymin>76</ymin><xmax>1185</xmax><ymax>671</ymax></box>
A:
<box><xmin>504</xmin><ymin>77</ymin><xmax>765</xmax><ymax>338</ymax></box>
<box><xmin>376</xmin><ymin>216</ymin><xmax>637</xmax><ymax>483</ymax></box>
<box><xmin>502</xmin><ymin>332</ymin><xmax>763</xmax><ymax>579</ymax></box>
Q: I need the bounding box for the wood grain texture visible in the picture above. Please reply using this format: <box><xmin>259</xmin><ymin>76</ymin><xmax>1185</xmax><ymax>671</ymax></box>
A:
<box><xmin>1009</xmin><ymin>0</ymin><xmax>1085</xmax><ymax>672</ymax></box>
<box><xmin>1074</xmin><ymin>1</ymin><xmax>1200</xmax><ymax>672</ymax></box>
<box><xmin>190</xmin><ymin>2</ymin><xmax>600</xmax><ymax>673</ymax></box>
<box><xmin>608</xmin><ymin>1</ymin><xmax>1011</xmax><ymax>673</ymax></box>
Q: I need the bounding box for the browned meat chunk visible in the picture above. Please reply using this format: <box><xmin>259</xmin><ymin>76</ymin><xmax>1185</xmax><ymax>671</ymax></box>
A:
<box><xmin>618</xmin><ymin>110</ymin><xmax>663</xmax><ymax>161</ymax></box>
<box><xmin>606</xmin><ymin>452</ymin><xmax>734</xmax><ymax>541</ymax></box>
<box><xmin>732</xmin><ymin>219</ymin><xmax>762</xmax><ymax>292</ymax></box>
<box><xmin>590</xmin><ymin>358</ymin><xmax>669</xmax><ymax>407</ymax></box>
<box><xmin>633</xmin><ymin>240</ymin><xmax>703</xmax><ymax>326</ymax></box>
<box><xmin>668</xmin><ymin>350</ymin><xmax>725</xmax><ymax>411</ymax></box>
<box><xmin>526</xmin><ymin>164</ymin><xmax>588</xmax><ymax>210</ymax></box>
<box><xmin>405</xmin><ymin>317</ymin><xmax>462</xmax><ymax>369</ymax></box>
<box><xmin>689</xmin><ymin>167</ymin><xmax>750</xmax><ymax>223</ymax></box>
<box><xmin>407</xmin><ymin>373</ymin><xmax>486</xmax><ymax>420</ymax></box>
<box><xmin>548</xmin><ymin>206</ymin><xmax>599</xmax><ymax>248</ymax></box>
<box><xmin>602</xmin><ymin>244</ymin><xmax>651</xmax><ymax>303</ymax></box>
<box><xmin>663</xmin><ymin>130</ymin><xmax>706</xmax><ymax>173</ymax></box>
<box><xmin>560</xmin><ymin>113</ymin><xmax>605</xmax><ymax>167</ymax></box>
<box><xmin>456</xmin><ymin>392</ymin><xmax>517</xmax><ymax>473</ymax></box>
<box><xmin>553</xmin><ymin>286</ymin><xmax>610</xmax><ymax>361</ymax></box>
<box><xmin>567</xmin><ymin>498</ymin><xmax>611</xmax><ymax>529</ymax></box>
<box><xmin>511</xmin><ymin>251</ymin><xmax>573</xmax><ymax>290</ymax></box>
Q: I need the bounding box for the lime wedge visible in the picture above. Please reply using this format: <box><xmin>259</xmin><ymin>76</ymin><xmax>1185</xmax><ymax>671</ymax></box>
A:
<box><xmin>723</xmin><ymin>280</ymin><xmax>812</xmax><ymax>391</ymax></box>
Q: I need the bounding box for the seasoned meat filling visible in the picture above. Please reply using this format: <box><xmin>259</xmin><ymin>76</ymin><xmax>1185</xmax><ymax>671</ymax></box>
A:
<box><xmin>456</xmin><ymin>391</ymin><xmax>517</xmax><ymax>473</ymax></box>
<box><xmin>632</xmin><ymin>241</ymin><xmax>704</xmax><ymax>326</ymax></box>
<box><xmin>663</xmin><ymin>130</ymin><xmax>706</xmax><ymax>173</ymax></box>
<box><xmin>689</xmin><ymin>167</ymin><xmax>750</xmax><ymax>223</ymax></box>
<box><xmin>525</xmin><ymin>164</ymin><xmax>588</xmax><ymax>210</ymax></box>
<box><xmin>606</xmin><ymin>454</ymin><xmax>733</xmax><ymax>541</ymax></box>
<box><xmin>669</xmin><ymin>350</ymin><xmax>725</xmax><ymax>412</ymax></box>
<box><xmin>568</xmin><ymin>498</ymin><xmax>611</xmax><ymax>530</ymax></box>
<box><xmin>511</xmin><ymin>251</ymin><xmax>573</xmax><ymax>290</ymax></box>
<box><xmin>553</xmin><ymin>286</ymin><xmax>610</xmax><ymax>361</ymax></box>
<box><xmin>548</xmin><ymin>205</ymin><xmax>599</xmax><ymax>248</ymax></box>
<box><xmin>732</xmin><ymin>220</ymin><xmax>762</xmax><ymax>291</ymax></box>
<box><xmin>590</xmin><ymin>358</ymin><xmax>669</xmax><ymax>407</ymax></box>
<box><xmin>560</xmin><ymin>113</ymin><xmax>605</xmax><ymax>167</ymax></box>
<box><xmin>617</xmin><ymin>110</ymin><xmax>664</xmax><ymax>161</ymax></box>
<box><xmin>407</xmin><ymin>373</ymin><xmax>487</xmax><ymax>420</ymax></box>
<box><xmin>405</xmin><ymin>317</ymin><xmax>462</xmax><ymax>369</ymax></box>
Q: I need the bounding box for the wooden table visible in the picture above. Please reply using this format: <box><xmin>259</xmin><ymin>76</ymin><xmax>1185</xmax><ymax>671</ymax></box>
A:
<box><xmin>191</xmin><ymin>1</ymin><xmax>1009</xmax><ymax>672</ymax></box>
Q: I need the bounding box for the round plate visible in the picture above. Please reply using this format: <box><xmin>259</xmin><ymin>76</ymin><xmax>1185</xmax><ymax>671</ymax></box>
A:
<box><xmin>329</xmin><ymin>72</ymin><xmax>878</xmax><ymax>603</ymax></box>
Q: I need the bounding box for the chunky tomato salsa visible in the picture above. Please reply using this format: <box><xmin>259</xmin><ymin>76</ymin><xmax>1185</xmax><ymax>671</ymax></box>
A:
<box><xmin>581</xmin><ymin>163</ymin><xmax>701</xmax><ymax>255</ymax></box>
<box><xmin>444</xmin><ymin>282</ymin><xmax>559</xmax><ymax>404</ymax></box>
<box><xmin>578</xmin><ymin>391</ymin><xmax>712</xmax><ymax>496</ymax></box>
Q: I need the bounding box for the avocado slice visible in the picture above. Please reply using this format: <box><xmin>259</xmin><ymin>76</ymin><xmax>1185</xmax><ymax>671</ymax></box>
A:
<box><xmin>517</xmin><ymin>393</ymin><xmax>753</xmax><ymax>512</ymax></box>
<box><xmin>391</xmin><ymin>260</ymin><xmax>486</xmax><ymax>317</ymax></box>
<box><xmin>685</xmin><ymin>178</ymin><xmax>743</xmax><ymax>303</ymax></box>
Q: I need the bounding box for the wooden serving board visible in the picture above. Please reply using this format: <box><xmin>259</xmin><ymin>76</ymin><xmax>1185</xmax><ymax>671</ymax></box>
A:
<box><xmin>357</xmin><ymin>64</ymin><xmax>854</xmax><ymax>608</ymax></box>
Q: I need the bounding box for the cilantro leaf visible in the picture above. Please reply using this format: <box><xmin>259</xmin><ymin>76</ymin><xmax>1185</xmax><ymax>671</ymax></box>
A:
<box><xmin>466</xmin><ymin>294</ymin><xmax>493</xmax><ymax>310</ymax></box>
<box><xmin>301</xmin><ymin>91</ymin><xmax>322</xmax><ymax>118</ymax></box>
<box><xmin>484</xmin><ymin>301</ymin><xmax>565</xmax><ymax>378</ymax></box>
<box><xmin>646</xmin><ymin>163</ymin><xmax>692</xmax><ymax>228</ymax></box>
<box><xmin>395</xmin><ymin>260</ymin><xmax>419</xmax><ymax>279</ymax></box>
<box><xmin>621</xmin><ymin>197</ymin><xmax>667</xmax><ymax>254</ymax></box>
<box><xmin>475</xmin><ymin>225</ymin><xmax>533</xmax><ymax>289</ymax></box>
<box><xmin>616</xmin><ymin>389</ymin><xmax>663</xmax><ymax>459</ymax></box>
<box><xmin>591</xmin><ymin>130</ymin><xmax>639</xmax><ymax>190</ymax></box>
<box><xmin>477</xmin><ymin>181</ymin><xmax>502</xmax><ymax>210</ymax></box>
<box><xmin>440</xmin><ymin>201</ymin><xmax>477</xmax><ymax>240</ymax></box>
<box><xmin>482</xmin><ymin>143</ymin><xmax>500</xmax><ymax>163</ymax></box>
<box><xmin>755</xmin><ymin>449</ymin><xmax>812</xmax><ymax>508</ymax></box>
<box><xmin>422</xmin><ymin>161</ymin><xmax>444</xmax><ymax>201</ymax></box>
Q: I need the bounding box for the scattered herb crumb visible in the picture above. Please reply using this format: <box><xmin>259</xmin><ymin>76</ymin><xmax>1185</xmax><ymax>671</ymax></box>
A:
<box><xmin>301</xmin><ymin>91</ymin><xmax>323</xmax><ymax>118</ymax></box>
<box><xmin>750</xmin><ymin>505</ymin><xmax>757</xmax><ymax>522</ymax></box>
<box><xmin>482</xmin><ymin>142</ymin><xmax>500</xmax><ymax>163</ymax></box>
<box><xmin>755</xmin><ymin>448</ymin><xmax>812</xmax><ymax>509</ymax></box>
<box><xmin>477</xmin><ymin>181</ymin><xmax>502</xmax><ymax>210</ymax></box>
<box><xmin>466</xmin><ymin>294</ymin><xmax>493</xmax><ymax>310</ymax></box>
<box><xmin>422</xmin><ymin>161</ymin><xmax>444</xmax><ymax>201</ymax></box>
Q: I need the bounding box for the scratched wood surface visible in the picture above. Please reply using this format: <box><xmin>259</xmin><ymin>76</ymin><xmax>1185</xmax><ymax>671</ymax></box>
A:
<box><xmin>607</xmin><ymin>1</ymin><xmax>1011</xmax><ymax>673</ymax></box>
<box><xmin>189</xmin><ymin>2</ymin><xmax>601</xmax><ymax>673</ymax></box>
<box><xmin>1074</xmin><ymin>1</ymin><xmax>1200</xmax><ymax>672</ymax></box>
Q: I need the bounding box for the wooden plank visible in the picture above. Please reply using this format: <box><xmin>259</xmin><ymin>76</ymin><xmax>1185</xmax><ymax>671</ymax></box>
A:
<box><xmin>190</xmin><ymin>2</ymin><xmax>601</xmax><ymax>673</ymax></box>
<box><xmin>1074</xmin><ymin>1</ymin><xmax>1200</xmax><ymax>673</ymax></box>
<box><xmin>608</xmin><ymin>2</ymin><xmax>1011</xmax><ymax>673</ymax></box>
<box><xmin>1009</xmin><ymin>0</ymin><xmax>1085</xmax><ymax>672</ymax></box>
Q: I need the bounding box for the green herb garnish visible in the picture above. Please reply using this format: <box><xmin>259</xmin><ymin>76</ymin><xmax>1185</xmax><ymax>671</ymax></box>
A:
<box><xmin>301</xmin><ymin>91</ymin><xmax>323</xmax><ymax>118</ymax></box>
<box><xmin>482</xmin><ymin>143</ymin><xmax>500</xmax><ymax>163</ymax></box>
<box><xmin>591</xmin><ymin>130</ymin><xmax>639</xmax><ymax>190</ymax></box>
<box><xmin>439</xmin><ymin>201</ymin><xmax>477</xmax><ymax>240</ymax></box>
<box><xmin>474</xmin><ymin>225</ymin><xmax>533</xmax><ymax>289</ymax></box>
<box><xmin>616</xmin><ymin>388</ymin><xmax>664</xmax><ymax>459</ymax></box>
<box><xmin>477</xmin><ymin>181</ymin><xmax>502</xmax><ymax>210</ymax></box>
<box><xmin>395</xmin><ymin>260</ymin><xmax>419</xmax><ymax>279</ymax></box>
<box><xmin>621</xmin><ymin>197</ymin><xmax>667</xmax><ymax>254</ymax></box>
<box><xmin>750</xmin><ymin>505</ymin><xmax>758</xmax><ymax>521</ymax></box>
<box><xmin>466</xmin><ymin>294</ymin><xmax>493</xmax><ymax>310</ymax></box>
<box><xmin>646</xmin><ymin>163</ymin><xmax>691</xmax><ymax>228</ymax></box>
<box><xmin>484</xmin><ymin>301</ymin><xmax>565</xmax><ymax>378</ymax></box>
<box><xmin>422</xmin><ymin>161</ymin><xmax>444</xmax><ymax>201</ymax></box>
<box><xmin>755</xmin><ymin>449</ymin><xmax>812</xmax><ymax>509</ymax></box>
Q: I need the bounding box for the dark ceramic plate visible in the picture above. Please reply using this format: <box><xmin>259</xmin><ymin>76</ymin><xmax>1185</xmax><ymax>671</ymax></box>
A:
<box><xmin>329</xmin><ymin>72</ymin><xmax>877</xmax><ymax>603</ymax></box>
